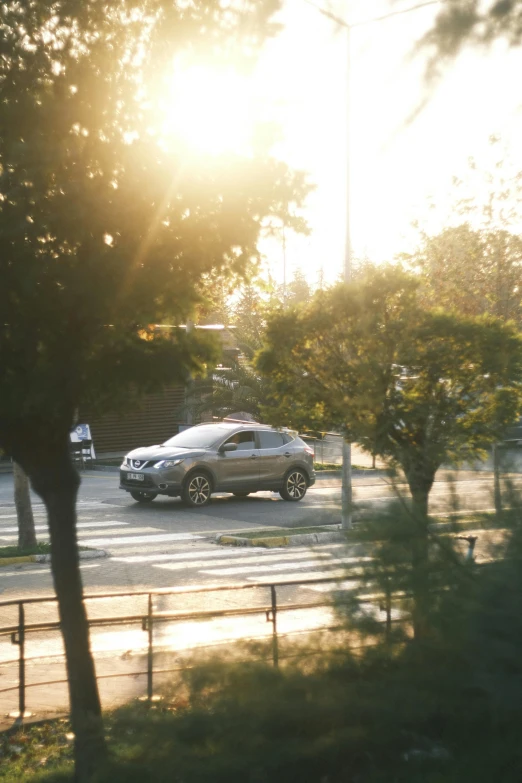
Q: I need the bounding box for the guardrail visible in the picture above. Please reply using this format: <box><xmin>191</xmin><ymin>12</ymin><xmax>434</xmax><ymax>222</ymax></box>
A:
<box><xmin>0</xmin><ymin>575</ymin><xmax>398</xmax><ymax>720</ymax></box>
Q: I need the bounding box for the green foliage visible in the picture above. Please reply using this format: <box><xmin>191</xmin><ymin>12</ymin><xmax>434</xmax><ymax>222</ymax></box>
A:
<box><xmin>405</xmin><ymin>224</ymin><xmax>522</xmax><ymax>324</ymax></box>
<box><xmin>257</xmin><ymin>265</ymin><xmax>522</xmax><ymax>508</ymax></box>
<box><xmin>185</xmin><ymin>358</ymin><xmax>271</xmax><ymax>421</ymax></box>
<box><xmin>0</xmin><ymin>0</ymin><xmax>309</xmax><ymax>455</ymax></box>
<box><xmin>184</xmin><ymin>284</ymin><xmax>277</xmax><ymax>421</ymax></box>
<box><xmin>0</xmin><ymin>541</ymin><xmax>51</xmax><ymax>557</ymax></box>
<box><xmin>423</xmin><ymin>0</ymin><xmax>522</xmax><ymax>68</ymax></box>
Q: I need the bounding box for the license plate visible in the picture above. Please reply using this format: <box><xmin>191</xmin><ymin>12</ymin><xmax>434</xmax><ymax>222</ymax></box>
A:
<box><xmin>127</xmin><ymin>472</ymin><xmax>144</xmax><ymax>481</ymax></box>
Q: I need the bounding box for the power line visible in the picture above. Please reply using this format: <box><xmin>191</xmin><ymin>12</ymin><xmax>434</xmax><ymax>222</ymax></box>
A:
<box><xmin>303</xmin><ymin>0</ymin><xmax>443</xmax><ymax>29</ymax></box>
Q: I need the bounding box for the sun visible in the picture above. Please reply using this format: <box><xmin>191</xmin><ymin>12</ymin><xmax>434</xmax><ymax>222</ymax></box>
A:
<box><xmin>159</xmin><ymin>64</ymin><xmax>254</xmax><ymax>156</ymax></box>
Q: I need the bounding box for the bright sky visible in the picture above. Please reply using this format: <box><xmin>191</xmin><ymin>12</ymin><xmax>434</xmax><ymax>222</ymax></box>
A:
<box><xmin>252</xmin><ymin>0</ymin><xmax>522</xmax><ymax>285</ymax></box>
<box><xmin>161</xmin><ymin>1</ymin><xmax>522</xmax><ymax>286</ymax></box>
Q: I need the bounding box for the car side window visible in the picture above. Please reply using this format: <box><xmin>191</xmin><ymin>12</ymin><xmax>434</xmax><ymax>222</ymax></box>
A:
<box><xmin>258</xmin><ymin>431</ymin><xmax>285</xmax><ymax>450</ymax></box>
<box><xmin>224</xmin><ymin>431</ymin><xmax>256</xmax><ymax>451</ymax></box>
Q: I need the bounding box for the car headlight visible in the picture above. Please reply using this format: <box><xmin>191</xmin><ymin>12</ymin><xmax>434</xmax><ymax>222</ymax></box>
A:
<box><xmin>121</xmin><ymin>457</ymin><xmax>130</xmax><ymax>468</ymax></box>
<box><xmin>154</xmin><ymin>459</ymin><xmax>184</xmax><ymax>469</ymax></box>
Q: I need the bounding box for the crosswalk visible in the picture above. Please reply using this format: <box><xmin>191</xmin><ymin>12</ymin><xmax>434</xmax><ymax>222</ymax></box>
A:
<box><xmin>0</xmin><ymin>506</ymin><xmax>369</xmax><ymax>590</ymax></box>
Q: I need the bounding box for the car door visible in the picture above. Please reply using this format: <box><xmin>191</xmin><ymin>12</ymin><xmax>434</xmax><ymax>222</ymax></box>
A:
<box><xmin>215</xmin><ymin>430</ymin><xmax>260</xmax><ymax>490</ymax></box>
<box><xmin>256</xmin><ymin>430</ymin><xmax>289</xmax><ymax>486</ymax></box>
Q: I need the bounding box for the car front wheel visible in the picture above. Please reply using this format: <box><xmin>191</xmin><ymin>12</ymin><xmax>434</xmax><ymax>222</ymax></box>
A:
<box><xmin>183</xmin><ymin>473</ymin><xmax>212</xmax><ymax>508</ymax></box>
<box><xmin>280</xmin><ymin>470</ymin><xmax>308</xmax><ymax>501</ymax></box>
<box><xmin>130</xmin><ymin>491</ymin><xmax>157</xmax><ymax>503</ymax></box>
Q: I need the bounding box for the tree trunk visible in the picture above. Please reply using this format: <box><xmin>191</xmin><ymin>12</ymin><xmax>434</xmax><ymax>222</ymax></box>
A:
<box><xmin>493</xmin><ymin>443</ymin><xmax>502</xmax><ymax>516</ymax></box>
<box><xmin>14</xmin><ymin>461</ymin><xmax>36</xmax><ymax>550</ymax></box>
<box><xmin>404</xmin><ymin>469</ymin><xmax>434</xmax><ymax>643</ymax></box>
<box><xmin>24</xmin><ymin>440</ymin><xmax>107</xmax><ymax>782</ymax></box>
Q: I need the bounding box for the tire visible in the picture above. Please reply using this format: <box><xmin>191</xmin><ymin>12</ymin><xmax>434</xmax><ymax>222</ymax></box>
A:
<box><xmin>233</xmin><ymin>492</ymin><xmax>250</xmax><ymax>498</ymax></box>
<box><xmin>279</xmin><ymin>469</ymin><xmax>308</xmax><ymax>502</ymax></box>
<box><xmin>130</xmin><ymin>491</ymin><xmax>157</xmax><ymax>503</ymax></box>
<box><xmin>183</xmin><ymin>472</ymin><xmax>212</xmax><ymax>508</ymax></box>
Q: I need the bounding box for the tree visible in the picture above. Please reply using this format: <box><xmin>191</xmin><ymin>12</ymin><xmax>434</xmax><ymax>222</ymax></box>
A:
<box><xmin>258</xmin><ymin>266</ymin><xmax>522</xmax><ymax>637</ymax></box>
<box><xmin>405</xmin><ymin>219</ymin><xmax>522</xmax><ymax>512</ymax></box>
<box><xmin>423</xmin><ymin>0</ymin><xmax>522</xmax><ymax>69</ymax></box>
<box><xmin>257</xmin><ymin>266</ymin><xmax>522</xmax><ymax>519</ymax></box>
<box><xmin>13</xmin><ymin>462</ymin><xmax>36</xmax><ymax>551</ymax></box>
<box><xmin>233</xmin><ymin>284</ymin><xmax>271</xmax><ymax>357</ymax></box>
<box><xmin>184</xmin><ymin>284</ymin><xmax>273</xmax><ymax>421</ymax></box>
<box><xmin>0</xmin><ymin>2</ymin><xmax>308</xmax><ymax>779</ymax></box>
<box><xmin>407</xmin><ymin>224</ymin><xmax>522</xmax><ymax>325</ymax></box>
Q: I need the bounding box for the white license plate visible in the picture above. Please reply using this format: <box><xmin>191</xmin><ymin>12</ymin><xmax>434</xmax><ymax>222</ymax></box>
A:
<box><xmin>127</xmin><ymin>472</ymin><xmax>144</xmax><ymax>481</ymax></box>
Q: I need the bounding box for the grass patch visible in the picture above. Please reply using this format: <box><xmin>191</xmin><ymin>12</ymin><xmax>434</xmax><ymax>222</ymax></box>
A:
<box><xmin>0</xmin><ymin>541</ymin><xmax>52</xmax><ymax>558</ymax></box>
<box><xmin>0</xmin><ymin>541</ymin><xmax>93</xmax><ymax>559</ymax></box>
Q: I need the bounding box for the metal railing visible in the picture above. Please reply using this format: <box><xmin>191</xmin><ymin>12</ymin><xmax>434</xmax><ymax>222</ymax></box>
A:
<box><xmin>0</xmin><ymin>575</ymin><xmax>397</xmax><ymax>719</ymax></box>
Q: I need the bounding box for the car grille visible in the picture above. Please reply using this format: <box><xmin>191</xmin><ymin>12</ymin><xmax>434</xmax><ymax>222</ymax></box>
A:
<box><xmin>129</xmin><ymin>459</ymin><xmax>151</xmax><ymax>470</ymax></box>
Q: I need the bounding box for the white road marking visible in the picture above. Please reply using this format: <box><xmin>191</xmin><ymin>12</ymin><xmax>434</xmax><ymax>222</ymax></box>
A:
<box><xmin>200</xmin><ymin>557</ymin><xmax>357</xmax><ymax>577</ymax></box>
<box><xmin>0</xmin><ymin>525</ymin><xmax>170</xmax><ymax>543</ymax></box>
<box><xmin>0</xmin><ymin>526</ymin><xmax>149</xmax><ymax>543</ymax></box>
<box><xmin>154</xmin><ymin>551</ymin><xmax>334</xmax><ymax>572</ymax></box>
<box><xmin>0</xmin><ymin>563</ymin><xmax>101</xmax><ymax>577</ymax></box>
<box><xmin>247</xmin><ymin>569</ymin><xmax>347</xmax><ymax>583</ymax></box>
<box><xmin>81</xmin><ymin>532</ymin><xmax>203</xmax><ymax>546</ymax></box>
<box><xmin>112</xmin><ymin>542</ymin><xmax>349</xmax><ymax>564</ymax></box>
<box><xmin>0</xmin><ymin>520</ymin><xmax>128</xmax><ymax>533</ymax></box>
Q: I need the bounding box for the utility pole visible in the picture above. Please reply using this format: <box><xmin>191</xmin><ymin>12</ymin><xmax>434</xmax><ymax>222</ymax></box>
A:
<box><xmin>304</xmin><ymin>0</ymin><xmax>442</xmax><ymax>530</ymax></box>
<box><xmin>341</xmin><ymin>23</ymin><xmax>352</xmax><ymax>530</ymax></box>
<box><xmin>282</xmin><ymin>224</ymin><xmax>287</xmax><ymax>309</ymax></box>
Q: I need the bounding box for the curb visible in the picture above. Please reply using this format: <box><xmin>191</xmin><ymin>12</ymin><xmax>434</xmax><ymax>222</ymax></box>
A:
<box><xmin>217</xmin><ymin>531</ymin><xmax>346</xmax><ymax>548</ymax></box>
<box><xmin>0</xmin><ymin>549</ymin><xmax>107</xmax><ymax>568</ymax></box>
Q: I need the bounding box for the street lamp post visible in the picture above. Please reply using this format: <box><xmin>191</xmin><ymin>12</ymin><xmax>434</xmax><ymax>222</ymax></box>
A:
<box><xmin>341</xmin><ymin>22</ymin><xmax>353</xmax><ymax>530</ymax></box>
<box><xmin>305</xmin><ymin>0</ymin><xmax>442</xmax><ymax>530</ymax></box>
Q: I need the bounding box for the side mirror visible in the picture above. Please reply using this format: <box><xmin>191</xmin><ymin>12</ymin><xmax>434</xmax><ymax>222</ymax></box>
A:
<box><xmin>220</xmin><ymin>442</ymin><xmax>238</xmax><ymax>453</ymax></box>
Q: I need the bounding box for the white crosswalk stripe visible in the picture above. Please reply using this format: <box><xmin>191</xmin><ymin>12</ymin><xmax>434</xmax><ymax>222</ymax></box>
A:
<box><xmin>0</xmin><ymin>520</ymin><xmax>128</xmax><ymax>534</ymax></box>
<box><xmin>0</xmin><ymin>505</ymin><xmax>368</xmax><ymax>590</ymax></box>
<box><xmin>81</xmin><ymin>532</ymin><xmax>203</xmax><ymax>547</ymax></box>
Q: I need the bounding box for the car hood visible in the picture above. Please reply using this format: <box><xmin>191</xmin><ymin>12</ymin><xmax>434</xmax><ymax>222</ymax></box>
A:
<box><xmin>126</xmin><ymin>445</ymin><xmax>204</xmax><ymax>461</ymax></box>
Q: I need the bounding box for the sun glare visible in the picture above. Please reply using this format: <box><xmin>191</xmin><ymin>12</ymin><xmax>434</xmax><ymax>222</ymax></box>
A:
<box><xmin>160</xmin><ymin>65</ymin><xmax>254</xmax><ymax>156</ymax></box>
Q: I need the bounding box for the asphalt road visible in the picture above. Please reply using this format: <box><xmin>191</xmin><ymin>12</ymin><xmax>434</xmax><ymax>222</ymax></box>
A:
<box><xmin>0</xmin><ymin>467</ymin><xmax>517</xmax><ymax>598</ymax></box>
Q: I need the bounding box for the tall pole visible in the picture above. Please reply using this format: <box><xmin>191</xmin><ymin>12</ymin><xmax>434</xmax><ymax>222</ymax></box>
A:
<box><xmin>341</xmin><ymin>24</ymin><xmax>352</xmax><ymax>530</ymax></box>
<box><xmin>282</xmin><ymin>225</ymin><xmax>287</xmax><ymax>309</ymax></box>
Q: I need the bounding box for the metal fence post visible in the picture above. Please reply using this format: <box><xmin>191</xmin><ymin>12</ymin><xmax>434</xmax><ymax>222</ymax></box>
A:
<box><xmin>9</xmin><ymin>601</ymin><xmax>29</xmax><ymax>720</ymax></box>
<box><xmin>147</xmin><ymin>593</ymin><xmax>153</xmax><ymax>701</ymax></box>
<box><xmin>18</xmin><ymin>602</ymin><xmax>25</xmax><ymax>717</ymax></box>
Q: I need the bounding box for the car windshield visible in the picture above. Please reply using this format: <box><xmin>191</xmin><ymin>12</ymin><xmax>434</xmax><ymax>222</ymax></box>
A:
<box><xmin>163</xmin><ymin>425</ymin><xmax>229</xmax><ymax>450</ymax></box>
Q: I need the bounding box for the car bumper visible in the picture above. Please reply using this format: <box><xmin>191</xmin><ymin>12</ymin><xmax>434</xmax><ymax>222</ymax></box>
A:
<box><xmin>119</xmin><ymin>469</ymin><xmax>183</xmax><ymax>495</ymax></box>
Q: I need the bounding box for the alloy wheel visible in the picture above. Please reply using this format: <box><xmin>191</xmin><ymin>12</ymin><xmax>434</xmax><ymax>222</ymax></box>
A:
<box><xmin>186</xmin><ymin>474</ymin><xmax>211</xmax><ymax>506</ymax></box>
<box><xmin>282</xmin><ymin>470</ymin><xmax>307</xmax><ymax>501</ymax></box>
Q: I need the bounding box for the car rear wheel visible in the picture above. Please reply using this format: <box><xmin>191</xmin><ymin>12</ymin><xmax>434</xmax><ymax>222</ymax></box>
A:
<box><xmin>279</xmin><ymin>470</ymin><xmax>308</xmax><ymax>501</ymax></box>
<box><xmin>183</xmin><ymin>473</ymin><xmax>212</xmax><ymax>508</ymax></box>
<box><xmin>233</xmin><ymin>492</ymin><xmax>250</xmax><ymax>498</ymax></box>
<box><xmin>130</xmin><ymin>491</ymin><xmax>157</xmax><ymax>503</ymax></box>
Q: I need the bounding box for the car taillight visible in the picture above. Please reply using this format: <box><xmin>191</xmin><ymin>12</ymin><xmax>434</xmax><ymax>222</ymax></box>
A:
<box><xmin>304</xmin><ymin>445</ymin><xmax>314</xmax><ymax>456</ymax></box>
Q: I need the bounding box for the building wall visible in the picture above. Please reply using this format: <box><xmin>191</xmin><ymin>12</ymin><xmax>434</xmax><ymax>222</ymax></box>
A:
<box><xmin>79</xmin><ymin>386</ymin><xmax>186</xmax><ymax>454</ymax></box>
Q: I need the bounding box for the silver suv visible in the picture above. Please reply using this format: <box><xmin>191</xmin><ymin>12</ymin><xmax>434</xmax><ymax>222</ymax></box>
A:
<box><xmin>119</xmin><ymin>422</ymin><xmax>315</xmax><ymax>507</ymax></box>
